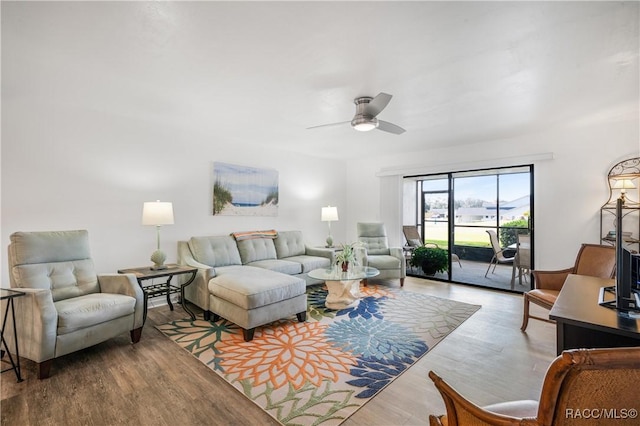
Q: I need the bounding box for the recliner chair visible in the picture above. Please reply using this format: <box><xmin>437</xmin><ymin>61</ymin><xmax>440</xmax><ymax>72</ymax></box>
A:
<box><xmin>356</xmin><ymin>222</ymin><xmax>406</xmax><ymax>287</ymax></box>
<box><xmin>7</xmin><ymin>230</ymin><xmax>145</xmax><ymax>378</ymax></box>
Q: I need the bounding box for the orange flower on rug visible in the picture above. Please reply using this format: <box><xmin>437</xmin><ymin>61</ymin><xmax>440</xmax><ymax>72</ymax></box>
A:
<box><xmin>157</xmin><ymin>285</ymin><xmax>480</xmax><ymax>426</ymax></box>
<box><xmin>216</xmin><ymin>321</ymin><xmax>357</xmax><ymax>389</ymax></box>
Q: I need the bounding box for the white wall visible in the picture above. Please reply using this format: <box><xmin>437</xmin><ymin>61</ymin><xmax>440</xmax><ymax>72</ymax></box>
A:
<box><xmin>346</xmin><ymin>119</ymin><xmax>640</xmax><ymax>270</ymax></box>
<box><xmin>1</xmin><ymin>104</ymin><xmax>347</xmax><ymax>282</ymax></box>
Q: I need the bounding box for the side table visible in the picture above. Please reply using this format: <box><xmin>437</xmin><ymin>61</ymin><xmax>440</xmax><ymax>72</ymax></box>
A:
<box><xmin>117</xmin><ymin>264</ymin><xmax>198</xmax><ymax>323</ymax></box>
<box><xmin>1</xmin><ymin>288</ymin><xmax>25</xmax><ymax>382</ymax></box>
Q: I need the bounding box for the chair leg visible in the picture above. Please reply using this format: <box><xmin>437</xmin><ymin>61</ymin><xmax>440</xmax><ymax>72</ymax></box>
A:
<box><xmin>296</xmin><ymin>311</ymin><xmax>307</xmax><ymax>322</ymax></box>
<box><xmin>38</xmin><ymin>359</ymin><xmax>53</xmax><ymax>380</ymax></box>
<box><xmin>400</xmin><ymin>277</ymin><xmax>404</xmax><ymax>287</ymax></box>
<box><xmin>485</xmin><ymin>256</ymin><xmax>496</xmax><ymax>277</ymax></box>
<box><xmin>521</xmin><ymin>293</ymin><xmax>530</xmax><ymax>332</ymax></box>
<box><xmin>130</xmin><ymin>327</ymin><xmax>143</xmax><ymax>343</ymax></box>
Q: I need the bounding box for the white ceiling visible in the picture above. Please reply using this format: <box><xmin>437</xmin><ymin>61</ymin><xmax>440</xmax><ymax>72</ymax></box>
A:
<box><xmin>3</xmin><ymin>1</ymin><xmax>639</xmax><ymax>160</ymax></box>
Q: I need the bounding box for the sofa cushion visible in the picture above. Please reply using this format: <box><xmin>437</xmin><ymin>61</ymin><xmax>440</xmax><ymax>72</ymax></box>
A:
<box><xmin>284</xmin><ymin>255</ymin><xmax>331</xmax><ymax>273</ymax></box>
<box><xmin>237</xmin><ymin>238</ymin><xmax>277</xmax><ymax>264</ymax></box>
<box><xmin>209</xmin><ymin>266</ymin><xmax>305</xmax><ymax>310</ymax></box>
<box><xmin>246</xmin><ymin>259</ymin><xmax>302</xmax><ymax>275</ymax></box>
<box><xmin>274</xmin><ymin>231</ymin><xmax>306</xmax><ymax>258</ymax></box>
<box><xmin>188</xmin><ymin>236</ymin><xmax>242</xmax><ymax>267</ymax></box>
<box><xmin>55</xmin><ymin>293</ymin><xmax>136</xmax><ymax>335</ymax></box>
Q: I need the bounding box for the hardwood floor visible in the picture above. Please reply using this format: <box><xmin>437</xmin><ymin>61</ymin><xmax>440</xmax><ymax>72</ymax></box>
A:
<box><xmin>1</xmin><ymin>277</ymin><xmax>556</xmax><ymax>425</ymax></box>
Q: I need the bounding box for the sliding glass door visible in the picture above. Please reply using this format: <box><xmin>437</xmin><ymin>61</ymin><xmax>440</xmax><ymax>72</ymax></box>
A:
<box><xmin>404</xmin><ymin>165</ymin><xmax>533</xmax><ymax>293</ymax></box>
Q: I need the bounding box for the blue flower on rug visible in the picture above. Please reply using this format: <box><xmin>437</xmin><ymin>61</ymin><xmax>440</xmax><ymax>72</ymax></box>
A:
<box><xmin>337</xmin><ymin>295</ymin><xmax>385</xmax><ymax>320</ymax></box>
<box><xmin>307</xmin><ymin>285</ymin><xmax>328</xmax><ymax>307</ymax></box>
<box><xmin>306</xmin><ymin>286</ymin><xmax>336</xmax><ymax>321</ymax></box>
<box><xmin>347</xmin><ymin>357</ymin><xmax>412</xmax><ymax>398</ymax></box>
<box><xmin>326</xmin><ymin>316</ymin><xmax>428</xmax><ymax>362</ymax></box>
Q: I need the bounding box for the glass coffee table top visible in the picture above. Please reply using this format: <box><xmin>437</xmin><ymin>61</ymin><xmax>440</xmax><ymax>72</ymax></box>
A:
<box><xmin>308</xmin><ymin>266</ymin><xmax>379</xmax><ymax>281</ymax></box>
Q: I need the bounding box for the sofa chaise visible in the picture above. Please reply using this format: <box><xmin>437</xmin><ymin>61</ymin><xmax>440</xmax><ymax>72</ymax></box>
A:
<box><xmin>178</xmin><ymin>230</ymin><xmax>333</xmax><ymax>341</ymax></box>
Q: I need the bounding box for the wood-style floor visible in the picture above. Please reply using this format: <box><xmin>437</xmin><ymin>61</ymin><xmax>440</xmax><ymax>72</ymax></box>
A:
<box><xmin>1</xmin><ymin>277</ymin><xmax>556</xmax><ymax>425</ymax></box>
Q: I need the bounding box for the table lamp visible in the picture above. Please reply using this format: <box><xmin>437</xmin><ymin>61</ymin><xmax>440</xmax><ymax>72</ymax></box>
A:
<box><xmin>613</xmin><ymin>179</ymin><xmax>636</xmax><ymax>205</ymax></box>
<box><xmin>142</xmin><ymin>200</ymin><xmax>174</xmax><ymax>270</ymax></box>
<box><xmin>321</xmin><ymin>206</ymin><xmax>339</xmax><ymax>248</ymax></box>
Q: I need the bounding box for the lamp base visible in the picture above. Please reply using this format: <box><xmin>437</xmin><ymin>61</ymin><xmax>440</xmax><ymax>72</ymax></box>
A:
<box><xmin>326</xmin><ymin>235</ymin><xmax>334</xmax><ymax>248</ymax></box>
<box><xmin>150</xmin><ymin>265</ymin><xmax>168</xmax><ymax>270</ymax></box>
<box><xmin>150</xmin><ymin>249</ymin><xmax>167</xmax><ymax>270</ymax></box>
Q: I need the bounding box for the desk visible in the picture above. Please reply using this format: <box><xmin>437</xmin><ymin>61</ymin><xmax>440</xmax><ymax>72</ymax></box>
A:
<box><xmin>117</xmin><ymin>264</ymin><xmax>197</xmax><ymax>323</ymax></box>
<box><xmin>549</xmin><ymin>274</ymin><xmax>640</xmax><ymax>355</ymax></box>
<box><xmin>308</xmin><ymin>266</ymin><xmax>379</xmax><ymax>310</ymax></box>
<box><xmin>1</xmin><ymin>288</ymin><xmax>25</xmax><ymax>382</ymax></box>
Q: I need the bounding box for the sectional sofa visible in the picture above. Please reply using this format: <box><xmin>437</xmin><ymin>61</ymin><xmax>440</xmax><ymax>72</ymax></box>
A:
<box><xmin>177</xmin><ymin>230</ymin><xmax>333</xmax><ymax>340</ymax></box>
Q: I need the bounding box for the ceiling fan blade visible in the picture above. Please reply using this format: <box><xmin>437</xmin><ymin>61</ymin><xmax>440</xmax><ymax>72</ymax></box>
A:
<box><xmin>377</xmin><ymin>120</ymin><xmax>406</xmax><ymax>135</ymax></box>
<box><xmin>306</xmin><ymin>121</ymin><xmax>350</xmax><ymax>130</ymax></box>
<box><xmin>364</xmin><ymin>92</ymin><xmax>393</xmax><ymax>117</ymax></box>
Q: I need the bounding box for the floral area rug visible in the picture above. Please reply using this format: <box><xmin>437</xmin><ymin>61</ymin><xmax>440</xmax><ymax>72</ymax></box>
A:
<box><xmin>156</xmin><ymin>284</ymin><xmax>480</xmax><ymax>426</ymax></box>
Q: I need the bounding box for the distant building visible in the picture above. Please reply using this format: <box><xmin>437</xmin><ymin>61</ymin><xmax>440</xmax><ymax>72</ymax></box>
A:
<box><xmin>455</xmin><ymin>196</ymin><xmax>530</xmax><ymax>223</ymax></box>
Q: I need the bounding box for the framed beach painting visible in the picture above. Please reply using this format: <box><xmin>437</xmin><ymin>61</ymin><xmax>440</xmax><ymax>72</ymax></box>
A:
<box><xmin>212</xmin><ymin>162</ymin><xmax>279</xmax><ymax>216</ymax></box>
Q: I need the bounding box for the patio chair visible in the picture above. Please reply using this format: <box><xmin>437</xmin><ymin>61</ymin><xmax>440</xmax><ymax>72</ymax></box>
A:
<box><xmin>402</xmin><ymin>225</ymin><xmax>461</xmax><ymax>267</ymax></box>
<box><xmin>510</xmin><ymin>233</ymin><xmax>531</xmax><ymax>286</ymax></box>
<box><xmin>484</xmin><ymin>229</ymin><xmax>514</xmax><ymax>277</ymax></box>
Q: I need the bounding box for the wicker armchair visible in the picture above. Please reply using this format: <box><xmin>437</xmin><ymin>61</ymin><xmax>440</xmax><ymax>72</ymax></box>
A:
<box><xmin>429</xmin><ymin>346</ymin><xmax>640</xmax><ymax>426</ymax></box>
<box><xmin>521</xmin><ymin>243</ymin><xmax>615</xmax><ymax>331</ymax></box>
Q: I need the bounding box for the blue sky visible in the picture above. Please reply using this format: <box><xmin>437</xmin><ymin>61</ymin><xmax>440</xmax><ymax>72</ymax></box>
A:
<box><xmin>422</xmin><ymin>172</ymin><xmax>530</xmax><ymax>203</ymax></box>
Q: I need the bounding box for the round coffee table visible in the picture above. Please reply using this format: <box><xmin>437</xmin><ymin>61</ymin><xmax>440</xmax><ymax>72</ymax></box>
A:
<box><xmin>308</xmin><ymin>266</ymin><xmax>380</xmax><ymax>310</ymax></box>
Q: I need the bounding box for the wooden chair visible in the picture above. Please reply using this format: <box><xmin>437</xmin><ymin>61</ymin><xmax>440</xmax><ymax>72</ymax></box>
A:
<box><xmin>520</xmin><ymin>243</ymin><xmax>615</xmax><ymax>331</ymax></box>
<box><xmin>485</xmin><ymin>230</ymin><xmax>514</xmax><ymax>277</ymax></box>
<box><xmin>428</xmin><ymin>346</ymin><xmax>640</xmax><ymax>426</ymax></box>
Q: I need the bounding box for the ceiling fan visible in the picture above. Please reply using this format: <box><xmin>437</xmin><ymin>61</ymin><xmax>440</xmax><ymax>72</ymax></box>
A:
<box><xmin>308</xmin><ymin>92</ymin><xmax>406</xmax><ymax>135</ymax></box>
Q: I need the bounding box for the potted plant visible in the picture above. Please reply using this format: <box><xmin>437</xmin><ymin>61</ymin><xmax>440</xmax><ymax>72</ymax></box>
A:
<box><xmin>409</xmin><ymin>246</ymin><xmax>449</xmax><ymax>275</ymax></box>
<box><xmin>335</xmin><ymin>242</ymin><xmax>361</xmax><ymax>272</ymax></box>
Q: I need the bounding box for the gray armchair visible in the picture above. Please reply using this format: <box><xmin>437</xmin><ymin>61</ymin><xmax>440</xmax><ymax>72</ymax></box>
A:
<box><xmin>7</xmin><ymin>230</ymin><xmax>144</xmax><ymax>379</ymax></box>
<box><xmin>356</xmin><ymin>222</ymin><xmax>406</xmax><ymax>287</ymax></box>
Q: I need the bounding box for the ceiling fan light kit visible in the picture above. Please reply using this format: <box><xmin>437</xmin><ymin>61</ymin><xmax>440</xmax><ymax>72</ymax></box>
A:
<box><xmin>352</xmin><ymin>116</ymin><xmax>379</xmax><ymax>132</ymax></box>
<box><xmin>308</xmin><ymin>92</ymin><xmax>406</xmax><ymax>135</ymax></box>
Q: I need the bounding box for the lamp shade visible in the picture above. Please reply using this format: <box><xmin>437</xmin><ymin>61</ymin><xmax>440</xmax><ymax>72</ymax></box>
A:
<box><xmin>321</xmin><ymin>206</ymin><xmax>339</xmax><ymax>222</ymax></box>
<box><xmin>142</xmin><ymin>201</ymin><xmax>174</xmax><ymax>226</ymax></box>
<box><xmin>613</xmin><ymin>179</ymin><xmax>636</xmax><ymax>190</ymax></box>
